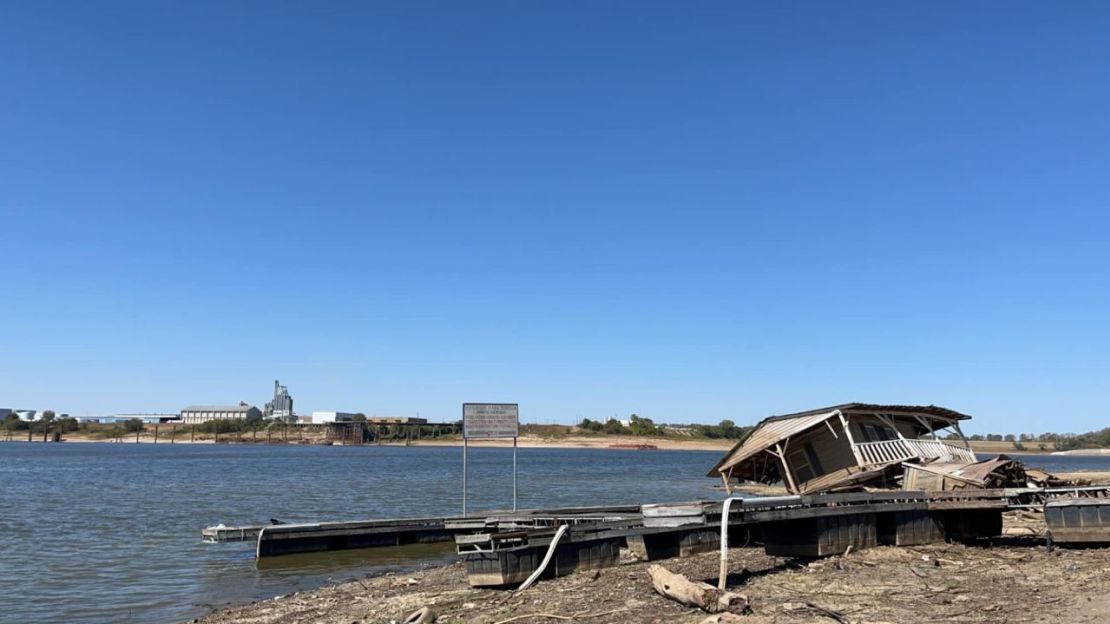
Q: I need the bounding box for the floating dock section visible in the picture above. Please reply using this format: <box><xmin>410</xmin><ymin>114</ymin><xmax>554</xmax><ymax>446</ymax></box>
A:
<box><xmin>203</xmin><ymin>486</ymin><xmax>1110</xmax><ymax>586</ymax></box>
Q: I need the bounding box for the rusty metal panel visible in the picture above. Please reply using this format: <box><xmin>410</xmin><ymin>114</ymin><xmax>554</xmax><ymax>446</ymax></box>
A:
<box><xmin>1046</xmin><ymin>499</ymin><xmax>1110</xmax><ymax>544</ymax></box>
<box><xmin>762</xmin><ymin>512</ymin><xmax>878</xmax><ymax>557</ymax></box>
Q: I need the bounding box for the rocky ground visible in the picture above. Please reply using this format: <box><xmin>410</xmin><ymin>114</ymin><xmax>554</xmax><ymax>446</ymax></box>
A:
<box><xmin>195</xmin><ymin>511</ymin><xmax>1110</xmax><ymax>624</ymax></box>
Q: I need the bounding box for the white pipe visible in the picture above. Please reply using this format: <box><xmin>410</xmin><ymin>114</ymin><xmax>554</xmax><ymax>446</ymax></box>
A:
<box><xmin>255</xmin><ymin>525</ymin><xmax>267</xmax><ymax>559</ymax></box>
<box><xmin>718</xmin><ymin>496</ymin><xmax>742</xmax><ymax>590</ymax></box>
<box><xmin>718</xmin><ymin>494</ymin><xmax>803</xmax><ymax>590</ymax></box>
<box><xmin>516</xmin><ymin>524</ymin><xmax>568</xmax><ymax>592</ymax></box>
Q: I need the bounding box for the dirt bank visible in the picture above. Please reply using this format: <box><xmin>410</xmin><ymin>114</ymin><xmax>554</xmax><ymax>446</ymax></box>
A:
<box><xmin>196</xmin><ymin>518</ymin><xmax>1110</xmax><ymax>624</ymax></box>
<box><xmin>46</xmin><ymin>433</ymin><xmax>739</xmax><ymax>451</ymax></box>
<box><xmin>418</xmin><ymin>435</ymin><xmax>736</xmax><ymax>452</ymax></box>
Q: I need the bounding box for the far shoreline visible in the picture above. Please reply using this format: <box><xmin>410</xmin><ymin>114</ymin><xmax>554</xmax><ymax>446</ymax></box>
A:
<box><xmin>11</xmin><ymin>434</ymin><xmax>1110</xmax><ymax>459</ymax></box>
<box><xmin>14</xmin><ymin>433</ymin><xmax>737</xmax><ymax>452</ymax></box>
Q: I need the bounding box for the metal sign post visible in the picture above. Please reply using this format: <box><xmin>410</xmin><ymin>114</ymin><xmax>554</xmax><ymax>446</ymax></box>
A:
<box><xmin>462</xmin><ymin>403</ymin><xmax>519</xmax><ymax>515</ymax></box>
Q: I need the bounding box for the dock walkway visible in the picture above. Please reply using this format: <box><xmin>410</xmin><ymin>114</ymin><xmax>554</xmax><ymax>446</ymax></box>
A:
<box><xmin>203</xmin><ymin>486</ymin><xmax>1110</xmax><ymax>586</ymax></box>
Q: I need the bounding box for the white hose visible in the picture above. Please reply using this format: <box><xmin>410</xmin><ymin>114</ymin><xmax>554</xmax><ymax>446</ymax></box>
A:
<box><xmin>516</xmin><ymin>524</ymin><xmax>569</xmax><ymax>592</ymax></box>
<box><xmin>255</xmin><ymin>525</ymin><xmax>267</xmax><ymax>559</ymax></box>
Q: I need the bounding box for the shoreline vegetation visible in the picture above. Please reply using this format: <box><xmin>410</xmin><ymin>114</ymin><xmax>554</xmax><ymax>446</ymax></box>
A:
<box><xmin>5</xmin><ymin>418</ymin><xmax>1110</xmax><ymax>456</ymax></box>
<box><xmin>3</xmin><ymin>411</ymin><xmax>1109</xmax><ymax>455</ymax></box>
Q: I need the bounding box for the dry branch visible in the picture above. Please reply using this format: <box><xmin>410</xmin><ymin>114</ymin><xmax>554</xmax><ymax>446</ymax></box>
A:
<box><xmin>402</xmin><ymin>606</ymin><xmax>436</xmax><ymax>624</ymax></box>
<box><xmin>647</xmin><ymin>564</ymin><xmax>746</xmax><ymax>614</ymax></box>
<box><xmin>490</xmin><ymin>608</ymin><xmax>628</xmax><ymax>624</ymax></box>
<box><xmin>782</xmin><ymin>601</ymin><xmax>849</xmax><ymax>624</ymax></box>
<box><xmin>697</xmin><ymin>614</ymin><xmax>746</xmax><ymax>624</ymax></box>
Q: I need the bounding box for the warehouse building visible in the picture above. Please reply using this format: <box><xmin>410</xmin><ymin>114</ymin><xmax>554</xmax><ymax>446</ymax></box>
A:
<box><xmin>180</xmin><ymin>403</ymin><xmax>262</xmax><ymax>424</ymax></box>
<box><xmin>311</xmin><ymin>411</ymin><xmax>358</xmax><ymax>424</ymax></box>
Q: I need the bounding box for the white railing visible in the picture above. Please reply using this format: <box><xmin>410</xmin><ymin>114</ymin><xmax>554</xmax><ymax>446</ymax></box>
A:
<box><xmin>854</xmin><ymin>438</ymin><xmax>976</xmax><ymax>467</ymax></box>
<box><xmin>906</xmin><ymin>438</ymin><xmax>977</xmax><ymax>463</ymax></box>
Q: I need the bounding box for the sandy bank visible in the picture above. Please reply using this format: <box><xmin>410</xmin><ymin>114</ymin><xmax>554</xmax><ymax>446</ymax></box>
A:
<box><xmin>1052</xmin><ymin>448</ymin><xmax>1110</xmax><ymax>456</ymax></box>
<box><xmin>417</xmin><ymin>435</ymin><xmax>735</xmax><ymax>452</ymax></box>
<box><xmin>40</xmin><ymin>433</ymin><xmax>736</xmax><ymax>451</ymax></box>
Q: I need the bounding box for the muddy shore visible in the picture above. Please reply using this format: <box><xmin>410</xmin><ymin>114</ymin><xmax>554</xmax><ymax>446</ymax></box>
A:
<box><xmin>195</xmin><ymin>511</ymin><xmax>1110</xmax><ymax>624</ymax></box>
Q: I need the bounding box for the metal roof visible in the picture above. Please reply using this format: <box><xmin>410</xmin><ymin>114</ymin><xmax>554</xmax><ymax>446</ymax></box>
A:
<box><xmin>759</xmin><ymin>403</ymin><xmax>970</xmax><ymax>424</ymax></box>
<box><xmin>181</xmin><ymin>404</ymin><xmax>258</xmax><ymax>412</ymax></box>
<box><xmin>707</xmin><ymin>403</ymin><xmax>971</xmax><ymax>477</ymax></box>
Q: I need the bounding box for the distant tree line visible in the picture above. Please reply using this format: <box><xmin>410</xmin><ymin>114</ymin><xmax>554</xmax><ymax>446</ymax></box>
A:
<box><xmin>578</xmin><ymin>414</ymin><xmax>663</xmax><ymax>436</ymax></box>
<box><xmin>944</xmin><ymin>428</ymin><xmax>1110</xmax><ymax>451</ymax></box>
<box><xmin>576</xmin><ymin>416</ymin><xmax>752</xmax><ymax>440</ymax></box>
<box><xmin>1</xmin><ymin>410</ymin><xmax>80</xmax><ymax>434</ymax></box>
<box><xmin>690</xmin><ymin>419</ymin><xmax>752</xmax><ymax>440</ymax></box>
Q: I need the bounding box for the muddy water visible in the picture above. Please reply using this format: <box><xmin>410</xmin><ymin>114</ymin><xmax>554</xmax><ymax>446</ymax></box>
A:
<box><xmin>0</xmin><ymin>442</ymin><xmax>727</xmax><ymax>623</ymax></box>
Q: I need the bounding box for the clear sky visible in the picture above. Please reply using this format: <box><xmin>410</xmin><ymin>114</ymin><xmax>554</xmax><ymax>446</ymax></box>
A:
<box><xmin>1</xmin><ymin>2</ymin><xmax>1108</xmax><ymax>433</ymax></box>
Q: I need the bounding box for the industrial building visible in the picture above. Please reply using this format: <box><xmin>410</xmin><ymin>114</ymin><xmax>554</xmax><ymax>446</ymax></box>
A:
<box><xmin>368</xmin><ymin>416</ymin><xmax>427</xmax><ymax>425</ymax></box>
<box><xmin>311</xmin><ymin>411</ymin><xmax>358</xmax><ymax>424</ymax></box>
<box><xmin>115</xmin><ymin>413</ymin><xmax>181</xmax><ymax>424</ymax></box>
<box><xmin>180</xmin><ymin>403</ymin><xmax>262</xmax><ymax>424</ymax></box>
<box><xmin>264</xmin><ymin>380</ymin><xmax>294</xmax><ymax>420</ymax></box>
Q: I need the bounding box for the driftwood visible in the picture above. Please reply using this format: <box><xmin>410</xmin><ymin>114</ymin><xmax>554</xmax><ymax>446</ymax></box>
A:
<box><xmin>490</xmin><ymin>608</ymin><xmax>628</xmax><ymax>624</ymax></box>
<box><xmin>402</xmin><ymin>606</ymin><xmax>436</xmax><ymax>624</ymax></box>
<box><xmin>647</xmin><ymin>564</ymin><xmax>747</xmax><ymax>613</ymax></box>
<box><xmin>698</xmin><ymin>614</ymin><xmax>746</xmax><ymax>624</ymax></box>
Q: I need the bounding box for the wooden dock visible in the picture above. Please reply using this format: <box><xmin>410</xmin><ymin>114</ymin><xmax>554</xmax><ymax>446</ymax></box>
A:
<box><xmin>203</xmin><ymin>504</ymin><xmax>644</xmax><ymax>557</ymax></box>
<box><xmin>202</xmin><ymin>486</ymin><xmax>1110</xmax><ymax>586</ymax></box>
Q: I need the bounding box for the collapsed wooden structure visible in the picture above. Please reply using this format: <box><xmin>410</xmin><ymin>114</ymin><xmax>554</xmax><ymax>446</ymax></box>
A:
<box><xmin>707</xmin><ymin>403</ymin><xmax>980</xmax><ymax>494</ymax></box>
<box><xmin>902</xmin><ymin>454</ymin><xmax>1028</xmax><ymax>491</ymax></box>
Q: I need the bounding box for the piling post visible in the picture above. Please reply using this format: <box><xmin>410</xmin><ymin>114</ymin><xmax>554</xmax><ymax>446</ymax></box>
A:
<box><xmin>191</xmin><ymin>427</ymin><xmax>196</xmax><ymax>443</ymax></box>
<box><xmin>154</xmin><ymin>425</ymin><xmax>159</xmax><ymax>444</ymax></box>
<box><xmin>136</xmin><ymin>427</ymin><xmax>141</xmax><ymax>444</ymax></box>
<box><xmin>462</xmin><ymin>436</ymin><xmax>468</xmax><ymax>515</ymax></box>
<box><xmin>170</xmin><ymin>425</ymin><xmax>176</xmax><ymax>444</ymax></box>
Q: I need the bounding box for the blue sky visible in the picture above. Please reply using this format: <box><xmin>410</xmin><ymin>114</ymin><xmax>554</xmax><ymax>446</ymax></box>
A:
<box><xmin>1</xmin><ymin>2</ymin><xmax>1108</xmax><ymax>433</ymax></box>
